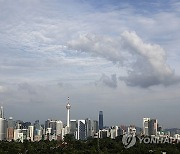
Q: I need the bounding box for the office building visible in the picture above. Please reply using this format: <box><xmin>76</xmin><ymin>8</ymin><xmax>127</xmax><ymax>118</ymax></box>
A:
<box><xmin>85</xmin><ymin>118</ymin><xmax>92</xmax><ymax>138</ymax></box>
<box><xmin>7</xmin><ymin>117</ymin><xmax>14</xmax><ymax>128</ymax></box>
<box><xmin>49</xmin><ymin>120</ymin><xmax>56</xmax><ymax>135</ymax></box>
<box><xmin>92</xmin><ymin>120</ymin><xmax>98</xmax><ymax>135</ymax></box>
<box><xmin>56</xmin><ymin>120</ymin><xmax>63</xmax><ymax>136</ymax></box>
<box><xmin>45</xmin><ymin>119</ymin><xmax>51</xmax><ymax>130</ymax></box>
<box><xmin>27</xmin><ymin>125</ymin><xmax>34</xmax><ymax>141</ymax></box>
<box><xmin>77</xmin><ymin>120</ymin><xmax>86</xmax><ymax>140</ymax></box>
<box><xmin>99</xmin><ymin>111</ymin><xmax>103</xmax><ymax>130</ymax></box>
<box><xmin>143</xmin><ymin>118</ymin><xmax>150</xmax><ymax>136</ymax></box>
<box><xmin>0</xmin><ymin>106</ymin><xmax>7</xmax><ymax>140</ymax></box>
<box><xmin>34</xmin><ymin>120</ymin><xmax>41</xmax><ymax>130</ymax></box>
<box><xmin>7</xmin><ymin>127</ymin><xmax>14</xmax><ymax>141</ymax></box>
<box><xmin>70</xmin><ymin>120</ymin><xmax>77</xmax><ymax>137</ymax></box>
<box><xmin>148</xmin><ymin>119</ymin><xmax>158</xmax><ymax>136</ymax></box>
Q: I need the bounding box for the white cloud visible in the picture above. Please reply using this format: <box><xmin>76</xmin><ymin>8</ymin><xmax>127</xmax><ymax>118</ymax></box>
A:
<box><xmin>68</xmin><ymin>34</ymin><xmax>123</xmax><ymax>63</ymax></box>
<box><xmin>0</xmin><ymin>0</ymin><xmax>180</xmax><ymax>127</ymax></box>
<box><xmin>120</xmin><ymin>31</ymin><xmax>180</xmax><ymax>87</ymax></box>
<box><xmin>68</xmin><ymin>31</ymin><xmax>179</xmax><ymax>87</ymax></box>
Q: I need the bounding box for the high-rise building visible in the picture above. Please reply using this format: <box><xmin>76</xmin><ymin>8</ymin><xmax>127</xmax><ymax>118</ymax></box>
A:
<box><xmin>7</xmin><ymin>127</ymin><xmax>14</xmax><ymax>141</ymax></box>
<box><xmin>56</xmin><ymin>120</ymin><xmax>63</xmax><ymax>136</ymax></box>
<box><xmin>85</xmin><ymin>118</ymin><xmax>92</xmax><ymax>138</ymax></box>
<box><xmin>0</xmin><ymin>106</ymin><xmax>7</xmax><ymax>140</ymax></box>
<box><xmin>21</xmin><ymin>129</ymin><xmax>28</xmax><ymax>141</ymax></box>
<box><xmin>66</xmin><ymin>97</ymin><xmax>71</xmax><ymax>128</ymax></box>
<box><xmin>99</xmin><ymin>111</ymin><xmax>103</xmax><ymax>130</ymax></box>
<box><xmin>34</xmin><ymin>120</ymin><xmax>42</xmax><ymax>141</ymax></box>
<box><xmin>92</xmin><ymin>120</ymin><xmax>98</xmax><ymax>135</ymax></box>
<box><xmin>34</xmin><ymin>128</ymin><xmax>42</xmax><ymax>141</ymax></box>
<box><xmin>34</xmin><ymin>120</ymin><xmax>40</xmax><ymax>130</ymax></box>
<box><xmin>49</xmin><ymin>120</ymin><xmax>56</xmax><ymax>135</ymax></box>
<box><xmin>7</xmin><ymin>117</ymin><xmax>14</xmax><ymax>128</ymax></box>
<box><xmin>45</xmin><ymin>119</ymin><xmax>57</xmax><ymax>135</ymax></box>
<box><xmin>7</xmin><ymin>117</ymin><xmax>14</xmax><ymax>141</ymax></box>
<box><xmin>148</xmin><ymin>119</ymin><xmax>158</xmax><ymax>136</ymax></box>
<box><xmin>27</xmin><ymin>125</ymin><xmax>34</xmax><ymax>141</ymax></box>
<box><xmin>45</xmin><ymin>119</ymin><xmax>51</xmax><ymax>130</ymax></box>
<box><xmin>77</xmin><ymin>120</ymin><xmax>86</xmax><ymax>140</ymax></box>
<box><xmin>143</xmin><ymin>118</ymin><xmax>150</xmax><ymax>136</ymax></box>
<box><xmin>0</xmin><ymin>118</ymin><xmax>7</xmax><ymax>140</ymax></box>
<box><xmin>70</xmin><ymin>120</ymin><xmax>77</xmax><ymax>137</ymax></box>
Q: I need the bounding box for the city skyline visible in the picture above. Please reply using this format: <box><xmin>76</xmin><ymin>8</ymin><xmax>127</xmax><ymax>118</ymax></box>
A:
<box><xmin>0</xmin><ymin>103</ymin><xmax>178</xmax><ymax>130</ymax></box>
<box><xmin>0</xmin><ymin>0</ymin><xmax>180</xmax><ymax>128</ymax></box>
<box><xmin>0</xmin><ymin>102</ymin><xmax>179</xmax><ymax>143</ymax></box>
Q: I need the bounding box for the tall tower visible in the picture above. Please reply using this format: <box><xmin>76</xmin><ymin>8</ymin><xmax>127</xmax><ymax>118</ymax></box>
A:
<box><xmin>99</xmin><ymin>111</ymin><xmax>103</xmax><ymax>130</ymax></box>
<box><xmin>66</xmin><ymin>97</ymin><xmax>71</xmax><ymax>127</ymax></box>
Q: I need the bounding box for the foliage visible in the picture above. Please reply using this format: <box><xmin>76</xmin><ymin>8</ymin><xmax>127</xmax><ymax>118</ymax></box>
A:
<box><xmin>0</xmin><ymin>137</ymin><xmax>179</xmax><ymax>154</ymax></box>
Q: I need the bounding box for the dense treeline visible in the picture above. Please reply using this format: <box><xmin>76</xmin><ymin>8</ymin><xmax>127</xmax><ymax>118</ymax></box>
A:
<box><xmin>0</xmin><ymin>135</ymin><xmax>179</xmax><ymax>154</ymax></box>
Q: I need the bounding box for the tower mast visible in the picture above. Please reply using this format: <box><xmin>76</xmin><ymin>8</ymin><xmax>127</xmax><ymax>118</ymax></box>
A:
<box><xmin>66</xmin><ymin>97</ymin><xmax>71</xmax><ymax>127</ymax></box>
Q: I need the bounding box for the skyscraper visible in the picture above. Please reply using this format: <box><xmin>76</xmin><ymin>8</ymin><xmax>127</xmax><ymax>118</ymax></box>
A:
<box><xmin>148</xmin><ymin>119</ymin><xmax>158</xmax><ymax>136</ymax></box>
<box><xmin>0</xmin><ymin>106</ymin><xmax>7</xmax><ymax>140</ymax></box>
<box><xmin>70</xmin><ymin>120</ymin><xmax>77</xmax><ymax>137</ymax></box>
<box><xmin>143</xmin><ymin>118</ymin><xmax>150</xmax><ymax>136</ymax></box>
<box><xmin>66</xmin><ymin>97</ymin><xmax>71</xmax><ymax>128</ymax></box>
<box><xmin>77</xmin><ymin>120</ymin><xmax>86</xmax><ymax>140</ymax></box>
<box><xmin>49</xmin><ymin>120</ymin><xmax>56</xmax><ymax>135</ymax></box>
<box><xmin>7</xmin><ymin>117</ymin><xmax>14</xmax><ymax>141</ymax></box>
<box><xmin>7</xmin><ymin>117</ymin><xmax>14</xmax><ymax>128</ymax></box>
<box><xmin>85</xmin><ymin>118</ymin><xmax>92</xmax><ymax>138</ymax></box>
<box><xmin>27</xmin><ymin>125</ymin><xmax>34</xmax><ymax>141</ymax></box>
<box><xmin>56</xmin><ymin>120</ymin><xmax>63</xmax><ymax>136</ymax></box>
<box><xmin>99</xmin><ymin>111</ymin><xmax>103</xmax><ymax>130</ymax></box>
<box><xmin>92</xmin><ymin>120</ymin><xmax>98</xmax><ymax>134</ymax></box>
<box><xmin>34</xmin><ymin>120</ymin><xmax>40</xmax><ymax>130</ymax></box>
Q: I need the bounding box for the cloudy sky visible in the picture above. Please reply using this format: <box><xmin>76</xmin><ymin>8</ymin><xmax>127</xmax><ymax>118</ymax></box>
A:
<box><xmin>0</xmin><ymin>0</ymin><xmax>180</xmax><ymax>128</ymax></box>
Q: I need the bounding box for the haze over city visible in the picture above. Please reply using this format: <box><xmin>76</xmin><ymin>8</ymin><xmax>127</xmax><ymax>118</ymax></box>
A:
<box><xmin>0</xmin><ymin>0</ymin><xmax>180</xmax><ymax>128</ymax></box>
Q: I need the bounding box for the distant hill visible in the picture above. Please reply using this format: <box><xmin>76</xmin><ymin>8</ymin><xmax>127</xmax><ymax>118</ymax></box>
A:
<box><xmin>164</xmin><ymin>128</ymin><xmax>180</xmax><ymax>135</ymax></box>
